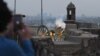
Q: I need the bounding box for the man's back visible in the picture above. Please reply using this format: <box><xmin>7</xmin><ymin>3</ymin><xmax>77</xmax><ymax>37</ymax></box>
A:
<box><xmin>0</xmin><ymin>36</ymin><xmax>35</xmax><ymax>56</ymax></box>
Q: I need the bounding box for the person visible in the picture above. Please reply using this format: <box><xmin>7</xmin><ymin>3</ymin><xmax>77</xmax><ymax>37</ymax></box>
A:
<box><xmin>0</xmin><ymin>0</ymin><xmax>35</xmax><ymax>56</ymax></box>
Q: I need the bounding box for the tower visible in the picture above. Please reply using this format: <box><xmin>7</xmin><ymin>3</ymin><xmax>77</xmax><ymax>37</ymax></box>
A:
<box><xmin>65</xmin><ymin>2</ymin><xmax>76</xmax><ymax>23</ymax></box>
<box><xmin>64</xmin><ymin>2</ymin><xmax>77</xmax><ymax>40</ymax></box>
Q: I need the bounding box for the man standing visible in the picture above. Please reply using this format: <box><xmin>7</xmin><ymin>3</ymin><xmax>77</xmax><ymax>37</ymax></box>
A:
<box><xmin>0</xmin><ymin>0</ymin><xmax>35</xmax><ymax>56</ymax></box>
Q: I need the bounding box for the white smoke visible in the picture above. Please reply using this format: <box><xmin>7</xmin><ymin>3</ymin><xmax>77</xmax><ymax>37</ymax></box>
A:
<box><xmin>55</xmin><ymin>18</ymin><xmax>66</xmax><ymax>29</ymax></box>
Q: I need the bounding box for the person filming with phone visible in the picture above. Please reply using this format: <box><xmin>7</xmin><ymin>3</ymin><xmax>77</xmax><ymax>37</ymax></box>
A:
<box><xmin>0</xmin><ymin>0</ymin><xmax>35</xmax><ymax>56</ymax></box>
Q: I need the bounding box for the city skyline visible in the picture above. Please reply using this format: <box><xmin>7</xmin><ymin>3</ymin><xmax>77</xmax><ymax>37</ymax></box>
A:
<box><xmin>5</xmin><ymin>0</ymin><xmax>100</xmax><ymax>17</ymax></box>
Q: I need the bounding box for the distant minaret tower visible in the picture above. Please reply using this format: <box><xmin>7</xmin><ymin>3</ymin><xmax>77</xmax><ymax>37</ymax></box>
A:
<box><xmin>65</xmin><ymin>2</ymin><xmax>76</xmax><ymax>23</ymax></box>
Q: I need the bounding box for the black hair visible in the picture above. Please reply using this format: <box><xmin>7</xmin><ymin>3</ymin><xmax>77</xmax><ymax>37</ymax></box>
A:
<box><xmin>0</xmin><ymin>0</ymin><xmax>12</xmax><ymax>32</ymax></box>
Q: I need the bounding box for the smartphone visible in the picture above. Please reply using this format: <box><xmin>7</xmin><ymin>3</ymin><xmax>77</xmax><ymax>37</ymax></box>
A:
<box><xmin>13</xmin><ymin>14</ymin><xmax>25</xmax><ymax>32</ymax></box>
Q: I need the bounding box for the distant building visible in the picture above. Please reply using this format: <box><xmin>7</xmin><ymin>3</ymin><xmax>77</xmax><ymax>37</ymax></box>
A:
<box><xmin>77</xmin><ymin>22</ymin><xmax>92</xmax><ymax>28</ymax></box>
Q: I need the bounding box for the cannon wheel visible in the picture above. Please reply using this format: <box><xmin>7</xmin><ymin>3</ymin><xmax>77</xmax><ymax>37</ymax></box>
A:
<box><xmin>37</xmin><ymin>25</ymin><xmax>49</xmax><ymax>36</ymax></box>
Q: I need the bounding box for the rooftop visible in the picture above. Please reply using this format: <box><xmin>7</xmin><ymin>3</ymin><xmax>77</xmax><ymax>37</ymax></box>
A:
<box><xmin>67</xmin><ymin>2</ymin><xmax>75</xmax><ymax>8</ymax></box>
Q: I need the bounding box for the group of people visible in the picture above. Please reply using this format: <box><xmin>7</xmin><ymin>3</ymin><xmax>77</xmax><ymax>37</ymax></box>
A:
<box><xmin>0</xmin><ymin>0</ymin><xmax>35</xmax><ymax>56</ymax></box>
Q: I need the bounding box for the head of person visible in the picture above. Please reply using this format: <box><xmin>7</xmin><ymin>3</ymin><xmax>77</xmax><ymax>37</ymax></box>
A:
<box><xmin>0</xmin><ymin>0</ymin><xmax>13</xmax><ymax>34</ymax></box>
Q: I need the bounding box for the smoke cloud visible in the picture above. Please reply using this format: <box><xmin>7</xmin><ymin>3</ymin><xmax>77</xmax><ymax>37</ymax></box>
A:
<box><xmin>55</xmin><ymin>18</ymin><xmax>66</xmax><ymax>29</ymax></box>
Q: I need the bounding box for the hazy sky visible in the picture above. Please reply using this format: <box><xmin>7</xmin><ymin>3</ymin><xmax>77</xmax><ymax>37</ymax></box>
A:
<box><xmin>4</xmin><ymin>0</ymin><xmax>100</xmax><ymax>17</ymax></box>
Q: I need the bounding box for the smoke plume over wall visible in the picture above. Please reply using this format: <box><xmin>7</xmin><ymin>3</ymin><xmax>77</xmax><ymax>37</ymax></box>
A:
<box><xmin>55</xmin><ymin>18</ymin><xmax>66</xmax><ymax>29</ymax></box>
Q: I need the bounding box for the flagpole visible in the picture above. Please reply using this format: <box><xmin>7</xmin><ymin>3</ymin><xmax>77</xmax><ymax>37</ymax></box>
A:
<box><xmin>14</xmin><ymin>0</ymin><xmax>16</xmax><ymax>14</ymax></box>
<box><xmin>14</xmin><ymin>0</ymin><xmax>19</xmax><ymax>43</ymax></box>
<box><xmin>41</xmin><ymin>0</ymin><xmax>43</xmax><ymax>25</ymax></box>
